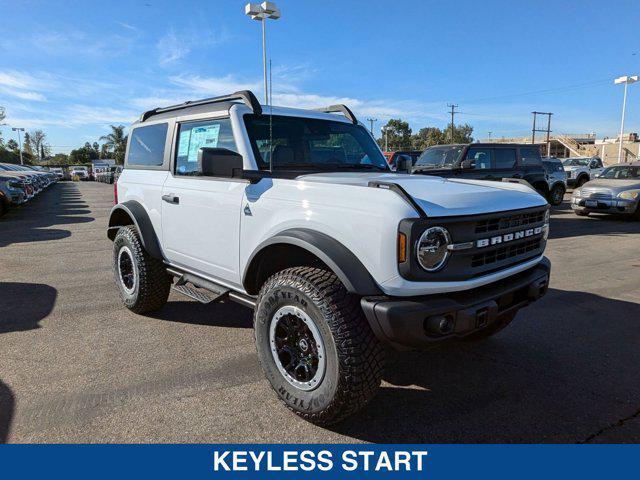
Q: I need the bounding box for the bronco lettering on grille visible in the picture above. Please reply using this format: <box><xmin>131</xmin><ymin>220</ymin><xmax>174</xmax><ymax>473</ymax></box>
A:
<box><xmin>476</xmin><ymin>226</ymin><xmax>544</xmax><ymax>248</ymax></box>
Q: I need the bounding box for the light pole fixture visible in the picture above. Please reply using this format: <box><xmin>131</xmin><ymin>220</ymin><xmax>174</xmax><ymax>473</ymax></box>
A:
<box><xmin>614</xmin><ymin>75</ymin><xmax>638</xmax><ymax>163</ymax></box>
<box><xmin>245</xmin><ymin>2</ymin><xmax>281</xmax><ymax>104</ymax></box>
<box><xmin>381</xmin><ymin>126</ymin><xmax>388</xmax><ymax>152</ymax></box>
<box><xmin>12</xmin><ymin>127</ymin><xmax>25</xmax><ymax>165</ymax></box>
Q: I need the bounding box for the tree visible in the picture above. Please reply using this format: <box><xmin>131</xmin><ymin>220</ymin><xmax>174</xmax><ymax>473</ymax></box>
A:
<box><xmin>22</xmin><ymin>132</ymin><xmax>34</xmax><ymax>157</ymax></box>
<box><xmin>411</xmin><ymin>127</ymin><xmax>446</xmax><ymax>150</ymax></box>
<box><xmin>69</xmin><ymin>145</ymin><xmax>99</xmax><ymax>164</ymax></box>
<box><xmin>377</xmin><ymin>119</ymin><xmax>412</xmax><ymax>151</ymax></box>
<box><xmin>49</xmin><ymin>153</ymin><xmax>70</xmax><ymax>165</ymax></box>
<box><xmin>26</xmin><ymin>130</ymin><xmax>50</xmax><ymax>162</ymax></box>
<box><xmin>92</xmin><ymin>142</ymin><xmax>100</xmax><ymax>153</ymax></box>
<box><xmin>6</xmin><ymin>139</ymin><xmax>18</xmax><ymax>151</ymax></box>
<box><xmin>100</xmin><ymin>125</ymin><xmax>127</xmax><ymax>164</ymax></box>
<box><xmin>443</xmin><ymin>123</ymin><xmax>474</xmax><ymax>144</ymax></box>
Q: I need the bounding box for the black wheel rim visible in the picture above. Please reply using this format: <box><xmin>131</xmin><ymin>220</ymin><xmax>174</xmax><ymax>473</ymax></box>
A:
<box><xmin>269</xmin><ymin>305</ymin><xmax>325</xmax><ymax>391</ymax></box>
<box><xmin>118</xmin><ymin>247</ymin><xmax>136</xmax><ymax>293</ymax></box>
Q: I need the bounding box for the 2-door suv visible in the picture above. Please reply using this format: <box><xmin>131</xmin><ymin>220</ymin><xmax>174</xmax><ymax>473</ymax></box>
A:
<box><xmin>562</xmin><ymin>156</ymin><xmax>604</xmax><ymax>187</ymax></box>
<box><xmin>542</xmin><ymin>157</ymin><xmax>567</xmax><ymax>206</ymax></box>
<box><xmin>412</xmin><ymin>143</ymin><xmax>550</xmax><ymax>200</ymax></box>
<box><xmin>108</xmin><ymin>91</ymin><xmax>551</xmax><ymax>425</ymax></box>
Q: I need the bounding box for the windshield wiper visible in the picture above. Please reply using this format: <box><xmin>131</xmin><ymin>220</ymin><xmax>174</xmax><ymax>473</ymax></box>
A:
<box><xmin>318</xmin><ymin>163</ymin><xmax>388</xmax><ymax>171</ymax></box>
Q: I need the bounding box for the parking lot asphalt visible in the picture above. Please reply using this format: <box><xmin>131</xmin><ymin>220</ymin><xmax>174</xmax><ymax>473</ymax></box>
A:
<box><xmin>1</xmin><ymin>181</ymin><xmax>640</xmax><ymax>443</ymax></box>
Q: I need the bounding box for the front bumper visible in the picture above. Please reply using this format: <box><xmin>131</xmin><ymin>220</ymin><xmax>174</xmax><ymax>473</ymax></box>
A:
<box><xmin>571</xmin><ymin>196</ymin><xmax>638</xmax><ymax>215</ymax></box>
<box><xmin>361</xmin><ymin>258</ymin><xmax>550</xmax><ymax>350</ymax></box>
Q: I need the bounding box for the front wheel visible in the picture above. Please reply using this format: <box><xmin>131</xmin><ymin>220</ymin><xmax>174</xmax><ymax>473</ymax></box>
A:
<box><xmin>254</xmin><ymin>267</ymin><xmax>385</xmax><ymax>425</ymax></box>
<box><xmin>549</xmin><ymin>184</ymin><xmax>566</xmax><ymax>206</ymax></box>
<box><xmin>577</xmin><ymin>176</ymin><xmax>589</xmax><ymax>187</ymax></box>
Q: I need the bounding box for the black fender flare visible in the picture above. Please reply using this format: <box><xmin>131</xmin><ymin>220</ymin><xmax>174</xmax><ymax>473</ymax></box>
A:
<box><xmin>107</xmin><ymin>201</ymin><xmax>163</xmax><ymax>259</ymax></box>
<box><xmin>243</xmin><ymin>228</ymin><xmax>382</xmax><ymax>296</ymax></box>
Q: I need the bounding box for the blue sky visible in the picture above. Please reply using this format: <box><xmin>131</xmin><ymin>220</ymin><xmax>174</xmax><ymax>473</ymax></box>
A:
<box><xmin>0</xmin><ymin>0</ymin><xmax>639</xmax><ymax>153</ymax></box>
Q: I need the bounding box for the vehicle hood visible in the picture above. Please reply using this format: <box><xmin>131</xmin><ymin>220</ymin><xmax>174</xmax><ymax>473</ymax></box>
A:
<box><xmin>563</xmin><ymin>165</ymin><xmax>584</xmax><ymax>171</ymax></box>
<box><xmin>298</xmin><ymin>172</ymin><xmax>547</xmax><ymax>216</ymax></box>
<box><xmin>582</xmin><ymin>178</ymin><xmax>640</xmax><ymax>193</ymax></box>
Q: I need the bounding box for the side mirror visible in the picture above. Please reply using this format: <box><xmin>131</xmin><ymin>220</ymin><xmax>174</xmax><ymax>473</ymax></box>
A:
<box><xmin>198</xmin><ymin>148</ymin><xmax>244</xmax><ymax>178</ymax></box>
<box><xmin>395</xmin><ymin>154</ymin><xmax>412</xmax><ymax>174</ymax></box>
<box><xmin>461</xmin><ymin>159</ymin><xmax>475</xmax><ymax>169</ymax></box>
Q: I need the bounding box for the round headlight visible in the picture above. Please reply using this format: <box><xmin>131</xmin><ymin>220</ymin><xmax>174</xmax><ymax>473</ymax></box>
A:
<box><xmin>416</xmin><ymin>227</ymin><xmax>451</xmax><ymax>272</ymax></box>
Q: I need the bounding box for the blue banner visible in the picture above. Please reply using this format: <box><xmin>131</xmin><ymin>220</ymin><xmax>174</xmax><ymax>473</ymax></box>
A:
<box><xmin>0</xmin><ymin>444</ymin><xmax>637</xmax><ymax>479</ymax></box>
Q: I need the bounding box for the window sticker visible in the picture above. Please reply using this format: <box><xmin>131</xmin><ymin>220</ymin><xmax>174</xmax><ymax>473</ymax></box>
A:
<box><xmin>178</xmin><ymin>130</ymin><xmax>191</xmax><ymax>157</ymax></box>
<box><xmin>187</xmin><ymin>124</ymin><xmax>221</xmax><ymax>163</ymax></box>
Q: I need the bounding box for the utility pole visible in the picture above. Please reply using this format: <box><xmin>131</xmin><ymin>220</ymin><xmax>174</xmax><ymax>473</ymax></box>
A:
<box><xmin>366</xmin><ymin>117</ymin><xmax>377</xmax><ymax>136</ymax></box>
<box><xmin>12</xmin><ymin>127</ymin><xmax>25</xmax><ymax>165</ymax></box>
<box><xmin>447</xmin><ymin>103</ymin><xmax>458</xmax><ymax>143</ymax></box>
<box><xmin>531</xmin><ymin>111</ymin><xmax>553</xmax><ymax>156</ymax></box>
<box><xmin>488</xmin><ymin>131</ymin><xmax>492</xmax><ymax>141</ymax></box>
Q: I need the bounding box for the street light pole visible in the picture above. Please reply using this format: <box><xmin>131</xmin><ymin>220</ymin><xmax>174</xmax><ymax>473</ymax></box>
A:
<box><xmin>614</xmin><ymin>75</ymin><xmax>638</xmax><ymax>164</ymax></box>
<box><xmin>12</xmin><ymin>127</ymin><xmax>25</xmax><ymax>165</ymax></box>
<box><xmin>245</xmin><ymin>2</ymin><xmax>281</xmax><ymax>105</ymax></box>
<box><xmin>366</xmin><ymin>117</ymin><xmax>377</xmax><ymax>136</ymax></box>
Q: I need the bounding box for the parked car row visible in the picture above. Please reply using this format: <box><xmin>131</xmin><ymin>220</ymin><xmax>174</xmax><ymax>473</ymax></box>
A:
<box><xmin>95</xmin><ymin>165</ymin><xmax>123</xmax><ymax>184</ymax></box>
<box><xmin>0</xmin><ymin>163</ymin><xmax>59</xmax><ymax>216</ymax></box>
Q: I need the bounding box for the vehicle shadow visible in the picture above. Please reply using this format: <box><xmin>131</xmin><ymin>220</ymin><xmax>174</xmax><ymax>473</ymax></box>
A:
<box><xmin>0</xmin><ymin>183</ymin><xmax>93</xmax><ymax>248</ymax></box>
<box><xmin>149</xmin><ymin>299</ymin><xmax>254</xmax><ymax>329</ymax></box>
<box><xmin>0</xmin><ymin>282</ymin><xmax>57</xmax><ymax>333</ymax></box>
<box><xmin>331</xmin><ymin>288</ymin><xmax>640</xmax><ymax>443</ymax></box>
<box><xmin>0</xmin><ymin>380</ymin><xmax>14</xmax><ymax>443</ymax></box>
<box><xmin>549</xmin><ymin>199</ymin><xmax>640</xmax><ymax>240</ymax></box>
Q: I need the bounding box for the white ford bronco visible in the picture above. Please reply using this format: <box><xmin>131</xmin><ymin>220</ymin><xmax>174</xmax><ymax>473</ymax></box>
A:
<box><xmin>108</xmin><ymin>91</ymin><xmax>551</xmax><ymax>425</ymax></box>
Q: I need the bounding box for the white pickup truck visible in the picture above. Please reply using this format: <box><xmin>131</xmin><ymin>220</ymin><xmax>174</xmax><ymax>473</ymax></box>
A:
<box><xmin>107</xmin><ymin>91</ymin><xmax>551</xmax><ymax>425</ymax></box>
<box><xmin>562</xmin><ymin>157</ymin><xmax>604</xmax><ymax>187</ymax></box>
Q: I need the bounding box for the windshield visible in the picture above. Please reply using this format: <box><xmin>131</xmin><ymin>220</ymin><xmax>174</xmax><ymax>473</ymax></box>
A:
<box><xmin>414</xmin><ymin>145</ymin><xmax>465</xmax><ymax>169</ymax></box>
<box><xmin>599</xmin><ymin>166</ymin><xmax>640</xmax><ymax>179</ymax></box>
<box><xmin>243</xmin><ymin>114</ymin><xmax>388</xmax><ymax>171</ymax></box>
<box><xmin>562</xmin><ymin>158</ymin><xmax>590</xmax><ymax>167</ymax></box>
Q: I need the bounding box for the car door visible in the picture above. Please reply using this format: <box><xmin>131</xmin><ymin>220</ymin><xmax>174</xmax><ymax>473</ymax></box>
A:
<box><xmin>161</xmin><ymin>116</ymin><xmax>245</xmax><ymax>286</ymax></box>
<box><xmin>462</xmin><ymin>146</ymin><xmax>495</xmax><ymax>180</ymax></box>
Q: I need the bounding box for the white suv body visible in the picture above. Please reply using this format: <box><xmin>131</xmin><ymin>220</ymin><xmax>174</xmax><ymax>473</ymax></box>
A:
<box><xmin>108</xmin><ymin>91</ymin><xmax>551</xmax><ymax>424</ymax></box>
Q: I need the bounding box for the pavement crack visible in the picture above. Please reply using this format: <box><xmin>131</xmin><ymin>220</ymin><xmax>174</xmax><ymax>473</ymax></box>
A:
<box><xmin>579</xmin><ymin>407</ymin><xmax>640</xmax><ymax>443</ymax></box>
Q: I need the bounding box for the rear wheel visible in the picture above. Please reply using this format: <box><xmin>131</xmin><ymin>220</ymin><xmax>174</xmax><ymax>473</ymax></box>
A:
<box><xmin>113</xmin><ymin>226</ymin><xmax>170</xmax><ymax>313</ymax></box>
<box><xmin>254</xmin><ymin>267</ymin><xmax>385</xmax><ymax>425</ymax></box>
<box><xmin>577</xmin><ymin>175</ymin><xmax>589</xmax><ymax>187</ymax></box>
<box><xmin>549</xmin><ymin>184</ymin><xmax>565</xmax><ymax>206</ymax></box>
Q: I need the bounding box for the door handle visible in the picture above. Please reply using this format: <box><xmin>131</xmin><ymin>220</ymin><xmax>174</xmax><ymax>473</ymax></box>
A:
<box><xmin>162</xmin><ymin>194</ymin><xmax>179</xmax><ymax>204</ymax></box>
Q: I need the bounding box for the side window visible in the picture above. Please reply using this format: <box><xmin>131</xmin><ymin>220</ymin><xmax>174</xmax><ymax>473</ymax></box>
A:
<box><xmin>127</xmin><ymin>123</ymin><xmax>168</xmax><ymax>167</ymax></box>
<box><xmin>493</xmin><ymin>148</ymin><xmax>517</xmax><ymax>169</ymax></box>
<box><xmin>465</xmin><ymin>147</ymin><xmax>492</xmax><ymax>169</ymax></box>
<box><xmin>175</xmin><ymin>118</ymin><xmax>237</xmax><ymax>175</ymax></box>
<box><xmin>520</xmin><ymin>147</ymin><xmax>542</xmax><ymax>166</ymax></box>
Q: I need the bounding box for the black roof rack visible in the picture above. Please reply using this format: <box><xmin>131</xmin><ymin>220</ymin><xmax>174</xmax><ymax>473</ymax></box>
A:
<box><xmin>139</xmin><ymin>90</ymin><xmax>262</xmax><ymax>122</ymax></box>
<box><xmin>314</xmin><ymin>104</ymin><xmax>358</xmax><ymax>124</ymax></box>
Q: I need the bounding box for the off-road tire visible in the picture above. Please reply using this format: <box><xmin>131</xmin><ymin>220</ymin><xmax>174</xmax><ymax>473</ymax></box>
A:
<box><xmin>113</xmin><ymin>226</ymin><xmax>170</xmax><ymax>313</ymax></box>
<box><xmin>549</xmin><ymin>184</ymin><xmax>565</xmax><ymax>206</ymax></box>
<box><xmin>254</xmin><ymin>266</ymin><xmax>385</xmax><ymax>425</ymax></box>
<box><xmin>462</xmin><ymin>312</ymin><xmax>517</xmax><ymax>342</ymax></box>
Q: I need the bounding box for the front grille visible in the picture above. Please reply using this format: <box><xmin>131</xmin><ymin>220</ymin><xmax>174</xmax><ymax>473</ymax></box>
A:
<box><xmin>471</xmin><ymin>238</ymin><xmax>542</xmax><ymax>268</ymax></box>
<box><xmin>398</xmin><ymin>205</ymin><xmax>548</xmax><ymax>282</ymax></box>
<box><xmin>475</xmin><ymin>210</ymin><xmax>545</xmax><ymax>234</ymax></box>
<box><xmin>581</xmin><ymin>188</ymin><xmax>612</xmax><ymax>199</ymax></box>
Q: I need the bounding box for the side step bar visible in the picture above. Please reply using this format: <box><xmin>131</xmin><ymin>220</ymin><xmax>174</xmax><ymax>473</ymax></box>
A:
<box><xmin>166</xmin><ymin>267</ymin><xmax>256</xmax><ymax>309</ymax></box>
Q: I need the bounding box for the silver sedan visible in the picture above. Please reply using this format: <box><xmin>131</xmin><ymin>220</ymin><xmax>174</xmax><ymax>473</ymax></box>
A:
<box><xmin>571</xmin><ymin>163</ymin><xmax>640</xmax><ymax>219</ymax></box>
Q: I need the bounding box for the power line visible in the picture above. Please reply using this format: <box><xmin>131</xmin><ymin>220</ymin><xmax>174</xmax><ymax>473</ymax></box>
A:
<box><xmin>457</xmin><ymin>78</ymin><xmax>611</xmax><ymax>104</ymax></box>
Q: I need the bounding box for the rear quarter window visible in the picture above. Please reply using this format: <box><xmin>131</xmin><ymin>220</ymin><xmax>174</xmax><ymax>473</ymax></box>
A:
<box><xmin>127</xmin><ymin>123</ymin><xmax>168</xmax><ymax>167</ymax></box>
<box><xmin>520</xmin><ymin>147</ymin><xmax>542</xmax><ymax>166</ymax></box>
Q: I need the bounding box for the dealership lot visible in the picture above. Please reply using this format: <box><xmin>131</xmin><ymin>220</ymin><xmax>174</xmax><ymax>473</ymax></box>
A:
<box><xmin>1</xmin><ymin>181</ymin><xmax>639</xmax><ymax>443</ymax></box>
